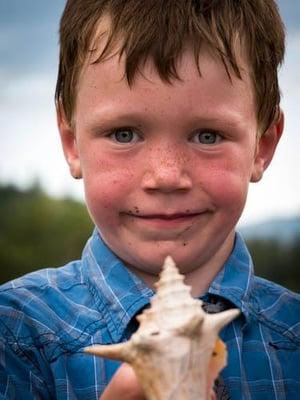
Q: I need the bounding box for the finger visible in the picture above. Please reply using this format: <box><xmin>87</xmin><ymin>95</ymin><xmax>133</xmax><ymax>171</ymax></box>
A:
<box><xmin>100</xmin><ymin>363</ymin><xmax>145</xmax><ymax>400</ymax></box>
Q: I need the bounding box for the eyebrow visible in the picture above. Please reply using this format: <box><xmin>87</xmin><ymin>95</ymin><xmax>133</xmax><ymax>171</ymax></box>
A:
<box><xmin>85</xmin><ymin>106</ymin><xmax>250</xmax><ymax>135</ymax></box>
<box><xmin>87</xmin><ymin>111</ymin><xmax>145</xmax><ymax>134</ymax></box>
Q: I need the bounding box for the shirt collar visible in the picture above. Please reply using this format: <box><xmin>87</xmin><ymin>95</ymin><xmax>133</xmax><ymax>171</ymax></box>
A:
<box><xmin>208</xmin><ymin>231</ymin><xmax>254</xmax><ymax>323</ymax></box>
<box><xmin>82</xmin><ymin>229</ymin><xmax>153</xmax><ymax>343</ymax></box>
<box><xmin>82</xmin><ymin>229</ymin><xmax>253</xmax><ymax>342</ymax></box>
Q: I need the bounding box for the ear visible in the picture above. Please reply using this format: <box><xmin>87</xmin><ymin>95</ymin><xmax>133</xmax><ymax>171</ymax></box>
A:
<box><xmin>250</xmin><ymin>109</ymin><xmax>284</xmax><ymax>183</ymax></box>
<box><xmin>57</xmin><ymin>105</ymin><xmax>82</xmax><ymax>179</ymax></box>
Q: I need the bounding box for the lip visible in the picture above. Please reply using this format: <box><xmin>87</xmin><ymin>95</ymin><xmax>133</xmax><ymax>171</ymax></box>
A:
<box><xmin>123</xmin><ymin>212</ymin><xmax>203</xmax><ymax>227</ymax></box>
<box><xmin>136</xmin><ymin>213</ymin><xmax>200</xmax><ymax>220</ymax></box>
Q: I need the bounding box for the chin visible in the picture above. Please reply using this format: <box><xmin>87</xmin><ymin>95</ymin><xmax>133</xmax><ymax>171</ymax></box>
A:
<box><xmin>127</xmin><ymin>247</ymin><xmax>200</xmax><ymax>276</ymax></box>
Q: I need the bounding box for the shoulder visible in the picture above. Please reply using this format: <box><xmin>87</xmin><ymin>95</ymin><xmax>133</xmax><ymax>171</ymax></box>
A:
<box><xmin>249</xmin><ymin>275</ymin><xmax>300</xmax><ymax>341</ymax></box>
<box><xmin>0</xmin><ymin>261</ymin><xmax>81</xmax><ymax>325</ymax></box>
<box><xmin>0</xmin><ymin>261</ymin><xmax>106</xmax><ymax>356</ymax></box>
<box><xmin>0</xmin><ymin>260</ymin><xmax>84</xmax><ymax>313</ymax></box>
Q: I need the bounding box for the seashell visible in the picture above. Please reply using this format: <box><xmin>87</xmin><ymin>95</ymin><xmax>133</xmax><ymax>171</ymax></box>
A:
<box><xmin>85</xmin><ymin>256</ymin><xmax>240</xmax><ymax>400</ymax></box>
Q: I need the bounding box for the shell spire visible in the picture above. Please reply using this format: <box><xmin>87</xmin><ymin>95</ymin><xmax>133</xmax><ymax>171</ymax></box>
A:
<box><xmin>139</xmin><ymin>256</ymin><xmax>204</xmax><ymax>333</ymax></box>
<box><xmin>85</xmin><ymin>256</ymin><xmax>240</xmax><ymax>400</ymax></box>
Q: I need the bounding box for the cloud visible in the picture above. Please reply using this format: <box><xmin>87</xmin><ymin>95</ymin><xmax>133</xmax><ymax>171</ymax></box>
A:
<box><xmin>239</xmin><ymin>33</ymin><xmax>300</xmax><ymax>226</ymax></box>
<box><xmin>0</xmin><ymin>73</ymin><xmax>83</xmax><ymax>199</ymax></box>
<box><xmin>0</xmin><ymin>1</ymin><xmax>63</xmax><ymax>75</ymax></box>
<box><xmin>277</xmin><ymin>0</ymin><xmax>300</xmax><ymax>34</ymax></box>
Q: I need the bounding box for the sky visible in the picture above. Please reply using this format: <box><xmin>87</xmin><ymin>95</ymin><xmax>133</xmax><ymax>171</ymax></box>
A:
<box><xmin>0</xmin><ymin>1</ymin><xmax>299</xmax><ymax>227</ymax></box>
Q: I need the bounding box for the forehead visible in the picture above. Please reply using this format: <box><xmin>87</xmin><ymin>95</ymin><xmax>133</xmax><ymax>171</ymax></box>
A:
<box><xmin>82</xmin><ymin>16</ymin><xmax>250</xmax><ymax>85</ymax></box>
<box><xmin>78</xmin><ymin>12</ymin><xmax>252</xmax><ymax>90</ymax></box>
<box><xmin>75</xmin><ymin>42</ymin><xmax>256</xmax><ymax>133</ymax></box>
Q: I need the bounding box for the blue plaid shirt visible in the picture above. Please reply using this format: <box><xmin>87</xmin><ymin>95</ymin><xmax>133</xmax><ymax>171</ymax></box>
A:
<box><xmin>0</xmin><ymin>229</ymin><xmax>299</xmax><ymax>399</ymax></box>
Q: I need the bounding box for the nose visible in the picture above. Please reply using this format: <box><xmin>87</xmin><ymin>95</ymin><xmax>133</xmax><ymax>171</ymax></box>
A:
<box><xmin>141</xmin><ymin>147</ymin><xmax>192</xmax><ymax>193</ymax></box>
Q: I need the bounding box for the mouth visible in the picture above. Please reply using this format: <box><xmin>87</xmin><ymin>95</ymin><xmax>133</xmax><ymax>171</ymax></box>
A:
<box><xmin>122</xmin><ymin>211</ymin><xmax>204</xmax><ymax>227</ymax></box>
<box><xmin>135</xmin><ymin>213</ymin><xmax>201</xmax><ymax>220</ymax></box>
<box><xmin>120</xmin><ymin>209</ymin><xmax>210</xmax><ymax>239</ymax></box>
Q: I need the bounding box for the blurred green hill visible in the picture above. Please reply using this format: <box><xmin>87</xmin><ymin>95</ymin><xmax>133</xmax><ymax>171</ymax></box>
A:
<box><xmin>0</xmin><ymin>183</ymin><xmax>93</xmax><ymax>284</ymax></box>
<box><xmin>0</xmin><ymin>183</ymin><xmax>299</xmax><ymax>292</ymax></box>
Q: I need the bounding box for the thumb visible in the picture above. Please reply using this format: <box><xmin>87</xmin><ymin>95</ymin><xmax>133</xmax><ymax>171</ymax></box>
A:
<box><xmin>100</xmin><ymin>363</ymin><xmax>145</xmax><ymax>400</ymax></box>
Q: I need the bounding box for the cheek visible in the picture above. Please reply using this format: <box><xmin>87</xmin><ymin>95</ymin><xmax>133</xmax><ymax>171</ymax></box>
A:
<box><xmin>200</xmin><ymin>161</ymin><xmax>250</xmax><ymax>210</ymax></box>
<box><xmin>83</xmin><ymin>162</ymin><xmax>136</xmax><ymax>219</ymax></box>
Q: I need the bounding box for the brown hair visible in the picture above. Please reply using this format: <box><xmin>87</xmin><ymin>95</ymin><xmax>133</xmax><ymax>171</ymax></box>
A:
<box><xmin>55</xmin><ymin>0</ymin><xmax>285</xmax><ymax>134</ymax></box>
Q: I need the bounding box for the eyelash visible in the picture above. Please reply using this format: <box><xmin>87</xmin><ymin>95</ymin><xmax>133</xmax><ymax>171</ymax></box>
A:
<box><xmin>190</xmin><ymin>130</ymin><xmax>223</xmax><ymax>145</ymax></box>
<box><xmin>107</xmin><ymin>127</ymin><xmax>223</xmax><ymax>146</ymax></box>
<box><xmin>107</xmin><ymin>127</ymin><xmax>141</xmax><ymax>144</ymax></box>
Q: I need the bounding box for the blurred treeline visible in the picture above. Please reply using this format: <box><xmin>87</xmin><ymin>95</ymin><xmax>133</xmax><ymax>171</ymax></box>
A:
<box><xmin>0</xmin><ymin>183</ymin><xmax>93</xmax><ymax>284</ymax></box>
<box><xmin>0</xmin><ymin>183</ymin><xmax>299</xmax><ymax>292</ymax></box>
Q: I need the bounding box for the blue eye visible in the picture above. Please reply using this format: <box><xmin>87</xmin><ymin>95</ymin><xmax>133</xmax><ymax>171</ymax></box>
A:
<box><xmin>110</xmin><ymin>128</ymin><xmax>138</xmax><ymax>143</ymax></box>
<box><xmin>193</xmin><ymin>131</ymin><xmax>221</xmax><ymax>145</ymax></box>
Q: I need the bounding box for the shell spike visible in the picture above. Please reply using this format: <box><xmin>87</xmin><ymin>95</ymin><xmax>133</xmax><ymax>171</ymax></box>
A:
<box><xmin>155</xmin><ymin>256</ymin><xmax>184</xmax><ymax>288</ymax></box>
<box><xmin>163</xmin><ymin>256</ymin><xmax>177</xmax><ymax>271</ymax></box>
<box><xmin>84</xmin><ymin>341</ymin><xmax>133</xmax><ymax>363</ymax></box>
<box><xmin>205</xmin><ymin>308</ymin><xmax>240</xmax><ymax>333</ymax></box>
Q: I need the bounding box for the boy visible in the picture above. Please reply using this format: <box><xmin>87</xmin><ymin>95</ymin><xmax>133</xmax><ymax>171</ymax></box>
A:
<box><xmin>0</xmin><ymin>0</ymin><xmax>299</xmax><ymax>399</ymax></box>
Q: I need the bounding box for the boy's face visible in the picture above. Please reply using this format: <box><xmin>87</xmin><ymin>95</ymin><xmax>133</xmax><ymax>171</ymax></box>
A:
<box><xmin>59</xmin><ymin>44</ymin><xmax>282</xmax><ymax>285</ymax></box>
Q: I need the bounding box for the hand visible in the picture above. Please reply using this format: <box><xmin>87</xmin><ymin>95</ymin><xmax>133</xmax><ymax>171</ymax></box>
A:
<box><xmin>100</xmin><ymin>363</ymin><xmax>145</xmax><ymax>400</ymax></box>
<box><xmin>99</xmin><ymin>362</ymin><xmax>217</xmax><ymax>400</ymax></box>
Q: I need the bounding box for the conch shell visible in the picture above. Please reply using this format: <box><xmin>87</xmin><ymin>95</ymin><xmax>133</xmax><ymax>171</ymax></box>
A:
<box><xmin>85</xmin><ymin>256</ymin><xmax>240</xmax><ymax>399</ymax></box>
